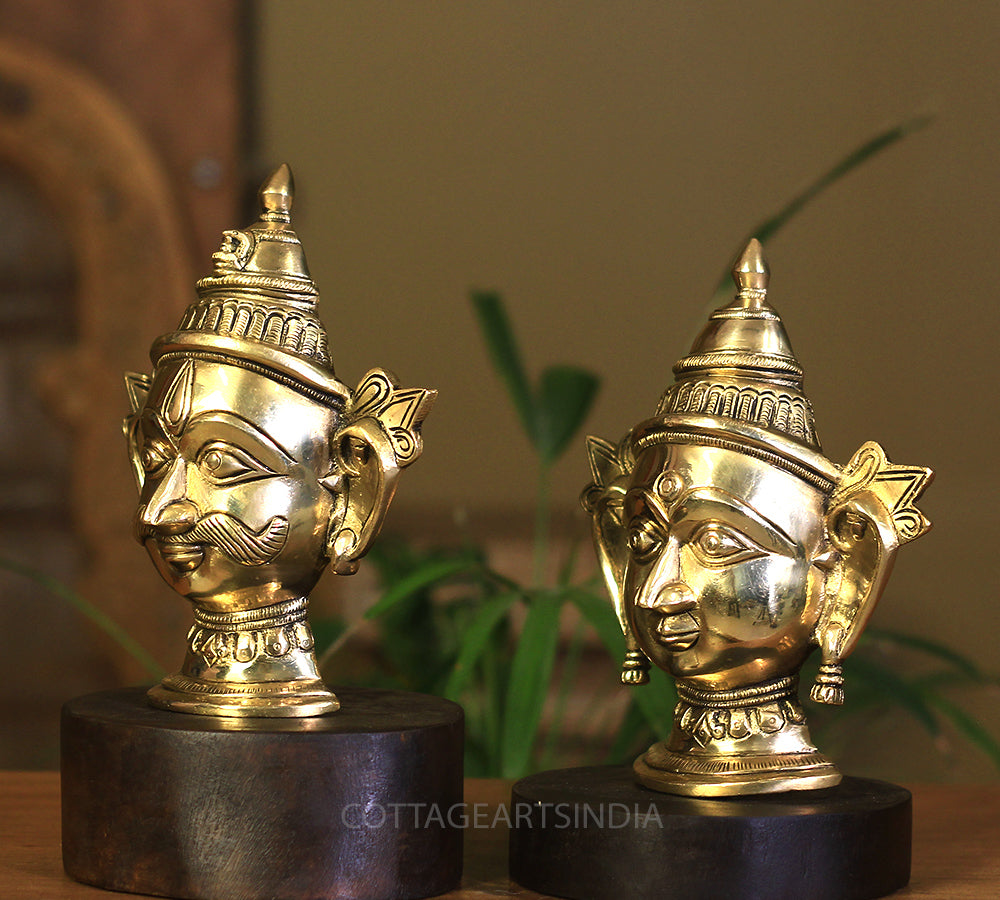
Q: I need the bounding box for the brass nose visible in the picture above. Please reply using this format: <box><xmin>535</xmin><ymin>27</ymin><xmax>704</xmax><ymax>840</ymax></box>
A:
<box><xmin>150</xmin><ymin>499</ymin><xmax>198</xmax><ymax>535</ymax></box>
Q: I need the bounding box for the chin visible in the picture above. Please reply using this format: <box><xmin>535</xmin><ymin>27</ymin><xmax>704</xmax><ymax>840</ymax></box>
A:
<box><xmin>661</xmin><ymin>651</ymin><xmax>712</xmax><ymax>681</ymax></box>
<box><xmin>672</xmin><ymin>654</ymin><xmax>807</xmax><ymax>690</ymax></box>
<box><xmin>147</xmin><ymin>545</ymin><xmax>192</xmax><ymax>595</ymax></box>
<box><xmin>146</xmin><ymin>545</ymin><xmax>231</xmax><ymax>604</ymax></box>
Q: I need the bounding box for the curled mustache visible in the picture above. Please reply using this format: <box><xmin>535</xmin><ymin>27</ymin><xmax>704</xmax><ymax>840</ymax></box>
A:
<box><xmin>136</xmin><ymin>512</ymin><xmax>289</xmax><ymax>567</ymax></box>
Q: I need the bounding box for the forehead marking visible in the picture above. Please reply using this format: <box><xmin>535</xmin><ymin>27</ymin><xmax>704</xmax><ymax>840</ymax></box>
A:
<box><xmin>162</xmin><ymin>360</ymin><xmax>195</xmax><ymax>436</ymax></box>
<box><xmin>653</xmin><ymin>469</ymin><xmax>685</xmax><ymax>503</ymax></box>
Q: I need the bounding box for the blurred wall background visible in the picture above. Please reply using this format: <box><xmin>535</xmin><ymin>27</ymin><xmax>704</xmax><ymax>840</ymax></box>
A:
<box><xmin>1</xmin><ymin>2</ymin><xmax>997</xmax><ymax>779</ymax></box>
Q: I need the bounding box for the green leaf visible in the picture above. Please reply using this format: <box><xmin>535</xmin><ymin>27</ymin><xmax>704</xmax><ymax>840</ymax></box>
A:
<box><xmin>568</xmin><ymin>587</ymin><xmax>625</xmax><ymax>659</ymax></box>
<box><xmin>714</xmin><ymin>112</ymin><xmax>934</xmax><ymax>297</ymax></box>
<box><xmin>631</xmin><ymin>667</ymin><xmax>677</xmax><ymax>741</ymax></box>
<box><xmin>557</xmin><ymin>537</ymin><xmax>590</xmax><ymax>588</ymax></box>
<box><xmin>925</xmin><ymin>693</ymin><xmax>1000</xmax><ymax>770</ymax></box>
<box><xmin>500</xmin><ymin>594</ymin><xmax>563</xmax><ymax>777</ymax></box>
<box><xmin>443</xmin><ymin>590</ymin><xmax>520</xmax><ymax>698</ymax></box>
<box><xmin>310</xmin><ymin>616</ymin><xmax>349</xmax><ymax>659</ymax></box>
<box><xmin>534</xmin><ymin>365</ymin><xmax>601</xmax><ymax>465</ymax></box>
<box><xmin>568</xmin><ymin>587</ymin><xmax>674</xmax><ymax>741</ymax></box>
<box><xmin>848</xmin><ymin>654</ymin><xmax>941</xmax><ymax>737</ymax></box>
<box><xmin>538</xmin><ymin>618</ymin><xmax>588</xmax><ymax>768</ymax></box>
<box><xmin>364</xmin><ymin>557</ymin><xmax>474</xmax><ymax>620</ymax></box>
<box><xmin>470</xmin><ymin>291</ymin><xmax>537</xmax><ymax>443</ymax></box>
<box><xmin>914</xmin><ymin>670</ymin><xmax>1000</xmax><ymax>692</ymax></box>
<box><xmin>865</xmin><ymin>628</ymin><xmax>983</xmax><ymax>680</ymax></box>
<box><xmin>0</xmin><ymin>553</ymin><xmax>166</xmax><ymax>680</ymax></box>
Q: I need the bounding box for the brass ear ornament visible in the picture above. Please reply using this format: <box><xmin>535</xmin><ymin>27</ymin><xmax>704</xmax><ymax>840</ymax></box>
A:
<box><xmin>123</xmin><ymin>164</ymin><xmax>435</xmax><ymax>717</ymax></box>
<box><xmin>582</xmin><ymin>434</ymin><xmax>651</xmax><ymax>686</ymax></box>
<box><xmin>583</xmin><ymin>239</ymin><xmax>932</xmax><ymax>795</ymax></box>
<box><xmin>810</xmin><ymin>441</ymin><xmax>932</xmax><ymax>706</ymax></box>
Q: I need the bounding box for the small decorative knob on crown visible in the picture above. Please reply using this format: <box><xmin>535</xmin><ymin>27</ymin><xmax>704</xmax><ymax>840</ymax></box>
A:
<box><xmin>733</xmin><ymin>237</ymin><xmax>770</xmax><ymax>294</ymax></box>
<box><xmin>260</xmin><ymin>162</ymin><xmax>293</xmax><ymax>219</ymax></box>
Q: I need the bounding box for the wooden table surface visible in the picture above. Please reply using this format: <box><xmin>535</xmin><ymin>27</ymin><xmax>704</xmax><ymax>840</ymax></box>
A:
<box><xmin>2</xmin><ymin>771</ymin><xmax>998</xmax><ymax>898</ymax></box>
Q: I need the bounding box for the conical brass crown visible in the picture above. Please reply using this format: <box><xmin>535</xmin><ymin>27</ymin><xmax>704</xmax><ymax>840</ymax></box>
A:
<box><xmin>655</xmin><ymin>239</ymin><xmax>820</xmax><ymax>449</ymax></box>
<box><xmin>151</xmin><ymin>164</ymin><xmax>348</xmax><ymax>406</ymax></box>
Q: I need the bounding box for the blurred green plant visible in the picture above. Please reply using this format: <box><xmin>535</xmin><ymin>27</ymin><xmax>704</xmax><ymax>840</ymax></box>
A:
<box><xmin>804</xmin><ymin>629</ymin><xmax>1000</xmax><ymax>770</ymax></box>
<box><xmin>710</xmin><ymin>111</ymin><xmax>933</xmax><ymax>300</ymax></box>
<box><xmin>0</xmin><ymin>553</ymin><xmax>165</xmax><ymax>681</ymax></box>
<box><xmin>319</xmin><ymin>292</ymin><xmax>676</xmax><ymax>777</ymax></box>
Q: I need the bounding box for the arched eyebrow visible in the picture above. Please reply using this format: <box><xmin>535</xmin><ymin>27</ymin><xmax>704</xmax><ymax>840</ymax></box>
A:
<box><xmin>625</xmin><ymin>485</ymin><xmax>669</xmax><ymax>528</ymax></box>
<box><xmin>676</xmin><ymin>487</ymin><xmax>795</xmax><ymax>553</ymax></box>
<box><xmin>626</xmin><ymin>484</ymin><xmax>796</xmax><ymax>554</ymax></box>
<box><xmin>182</xmin><ymin>411</ymin><xmax>296</xmax><ymax>470</ymax></box>
<box><xmin>624</xmin><ymin>485</ymin><xmax>661</xmax><ymax>524</ymax></box>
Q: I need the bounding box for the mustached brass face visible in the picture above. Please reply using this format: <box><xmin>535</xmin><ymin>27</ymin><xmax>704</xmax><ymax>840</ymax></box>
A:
<box><xmin>124</xmin><ymin>165</ymin><xmax>436</xmax><ymax>718</ymax></box>
<box><xmin>583</xmin><ymin>239</ymin><xmax>932</xmax><ymax>796</ymax></box>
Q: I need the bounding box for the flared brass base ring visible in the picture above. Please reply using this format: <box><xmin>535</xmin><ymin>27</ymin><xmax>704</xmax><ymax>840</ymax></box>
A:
<box><xmin>635</xmin><ymin>743</ymin><xmax>842</xmax><ymax>797</ymax></box>
<box><xmin>148</xmin><ymin>674</ymin><xmax>340</xmax><ymax>718</ymax></box>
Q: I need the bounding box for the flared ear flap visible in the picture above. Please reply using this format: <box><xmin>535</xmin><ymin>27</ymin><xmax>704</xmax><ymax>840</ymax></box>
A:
<box><xmin>125</xmin><ymin>372</ymin><xmax>152</xmax><ymax>414</ymax></box>
<box><xmin>325</xmin><ymin>369</ymin><xmax>436</xmax><ymax>575</ymax></box>
<box><xmin>811</xmin><ymin>442</ymin><xmax>933</xmax><ymax>704</ymax></box>
<box><xmin>581</xmin><ymin>434</ymin><xmax>650</xmax><ymax>685</ymax></box>
<box><xmin>811</xmin><ymin>492</ymin><xmax>900</xmax><ymax>704</ymax></box>
<box><xmin>123</xmin><ymin>372</ymin><xmax>152</xmax><ymax>491</ymax></box>
<box><xmin>326</xmin><ymin>417</ymin><xmax>403</xmax><ymax>575</ymax></box>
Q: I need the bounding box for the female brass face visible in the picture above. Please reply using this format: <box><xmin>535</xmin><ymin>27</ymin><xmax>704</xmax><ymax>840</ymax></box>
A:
<box><xmin>623</xmin><ymin>443</ymin><xmax>828</xmax><ymax>691</ymax></box>
<box><xmin>584</xmin><ymin>240</ymin><xmax>932</xmax><ymax>795</ymax></box>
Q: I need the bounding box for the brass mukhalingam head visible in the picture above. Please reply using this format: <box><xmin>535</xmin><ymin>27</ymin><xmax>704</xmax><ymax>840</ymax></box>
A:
<box><xmin>124</xmin><ymin>164</ymin><xmax>436</xmax><ymax>717</ymax></box>
<box><xmin>583</xmin><ymin>239</ymin><xmax>932</xmax><ymax>796</ymax></box>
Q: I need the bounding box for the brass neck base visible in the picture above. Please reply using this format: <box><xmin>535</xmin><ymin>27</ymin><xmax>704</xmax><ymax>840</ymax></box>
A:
<box><xmin>147</xmin><ymin>597</ymin><xmax>340</xmax><ymax>718</ymax></box>
<box><xmin>635</xmin><ymin>674</ymin><xmax>841</xmax><ymax>796</ymax></box>
<box><xmin>676</xmin><ymin>673</ymin><xmax>798</xmax><ymax>708</ymax></box>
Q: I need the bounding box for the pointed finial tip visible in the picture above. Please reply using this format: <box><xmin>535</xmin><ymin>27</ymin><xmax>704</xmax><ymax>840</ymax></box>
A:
<box><xmin>733</xmin><ymin>238</ymin><xmax>769</xmax><ymax>291</ymax></box>
<box><xmin>260</xmin><ymin>163</ymin><xmax>294</xmax><ymax>215</ymax></box>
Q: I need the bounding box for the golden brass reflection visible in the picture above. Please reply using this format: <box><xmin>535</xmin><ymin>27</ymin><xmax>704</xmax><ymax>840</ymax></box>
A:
<box><xmin>583</xmin><ymin>240</ymin><xmax>932</xmax><ymax>795</ymax></box>
<box><xmin>124</xmin><ymin>165</ymin><xmax>435</xmax><ymax>717</ymax></box>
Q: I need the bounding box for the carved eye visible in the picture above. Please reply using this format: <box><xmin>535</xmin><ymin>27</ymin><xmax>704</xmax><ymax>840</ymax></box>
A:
<box><xmin>689</xmin><ymin>524</ymin><xmax>765</xmax><ymax>566</ymax></box>
<box><xmin>627</xmin><ymin>521</ymin><xmax>663</xmax><ymax>563</ymax></box>
<box><xmin>197</xmin><ymin>442</ymin><xmax>275</xmax><ymax>485</ymax></box>
<box><xmin>140</xmin><ymin>443</ymin><xmax>171</xmax><ymax>475</ymax></box>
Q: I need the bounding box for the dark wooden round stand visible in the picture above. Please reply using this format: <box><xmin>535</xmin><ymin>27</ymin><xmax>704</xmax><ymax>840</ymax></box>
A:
<box><xmin>509</xmin><ymin>766</ymin><xmax>910</xmax><ymax>900</ymax></box>
<box><xmin>62</xmin><ymin>686</ymin><xmax>464</xmax><ymax>900</ymax></box>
